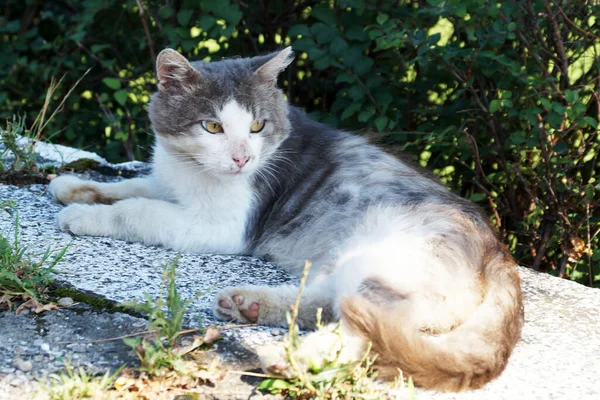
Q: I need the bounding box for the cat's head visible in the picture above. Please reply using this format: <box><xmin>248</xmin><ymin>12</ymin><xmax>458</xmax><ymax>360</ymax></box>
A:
<box><xmin>148</xmin><ymin>47</ymin><xmax>294</xmax><ymax>178</ymax></box>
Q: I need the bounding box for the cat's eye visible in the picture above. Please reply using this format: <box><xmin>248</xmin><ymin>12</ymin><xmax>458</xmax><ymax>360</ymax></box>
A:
<box><xmin>250</xmin><ymin>120</ymin><xmax>265</xmax><ymax>133</ymax></box>
<box><xmin>201</xmin><ymin>120</ymin><xmax>223</xmax><ymax>134</ymax></box>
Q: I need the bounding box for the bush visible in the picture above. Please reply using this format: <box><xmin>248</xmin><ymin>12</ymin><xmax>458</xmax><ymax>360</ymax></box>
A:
<box><xmin>1</xmin><ymin>0</ymin><xmax>599</xmax><ymax>285</ymax></box>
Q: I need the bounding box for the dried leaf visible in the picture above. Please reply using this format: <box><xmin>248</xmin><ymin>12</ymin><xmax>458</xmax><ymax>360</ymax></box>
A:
<box><xmin>15</xmin><ymin>298</ymin><xmax>40</xmax><ymax>315</ymax></box>
<box><xmin>0</xmin><ymin>294</ymin><xmax>13</xmax><ymax>311</ymax></box>
<box><xmin>34</xmin><ymin>302</ymin><xmax>59</xmax><ymax>314</ymax></box>
<box><xmin>203</xmin><ymin>327</ymin><xmax>221</xmax><ymax>344</ymax></box>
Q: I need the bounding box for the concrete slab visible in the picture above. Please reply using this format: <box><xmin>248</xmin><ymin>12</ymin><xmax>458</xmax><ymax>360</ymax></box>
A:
<box><xmin>1</xmin><ymin>144</ymin><xmax>599</xmax><ymax>399</ymax></box>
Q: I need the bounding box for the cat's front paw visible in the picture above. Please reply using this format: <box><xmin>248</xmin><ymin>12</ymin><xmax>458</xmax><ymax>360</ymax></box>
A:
<box><xmin>57</xmin><ymin>204</ymin><xmax>111</xmax><ymax>237</ymax></box>
<box><xmin>49</xmin><ymin>175</ymin><xmax>111</xmax><ymax>205</ymax></box>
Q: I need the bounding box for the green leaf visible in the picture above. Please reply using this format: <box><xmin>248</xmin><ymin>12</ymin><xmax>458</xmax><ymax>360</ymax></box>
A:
<box><xmin>289</xmin><ymin>24</ymin><xmax>311</xmax><ymax>37</ymax></box>
<box><xmin>469</xmin><ymin>193</ymin><xmax>487</xmax><ymax>202</ymax></box>
<box><xmin>177</xmin><ymin>9</ymin><xmax>193</xmax><ymax>26</ymax></box>
<box><xmin>454</xmin><ymin>4</ymin><xmax>467</xmax><ymax>18</ymax></box>
<box><xmin>564</xmin><ymin>89</ymin><xmax>579</xmax><ymax>103</ymax></box>
<box><xmin>335</xmin><ymin>73</ymin><xmax>354</xmax><ymax>84</ymax></box>
<box><xmin>311</xmin><ymin>23</ymin><xmax>339</xmax><ymax>44</ymax></box>
<box><xmin>311</xmin><ymin>6</ymin><xmax>337</xmax><ymax>26</ymax></box>
<box><xmin>102</xmin><ymin>77</ymin><xmax>121</xmax><ymax>90</ymax></box>
<box><xmin>158</xmin><ymin>6</ymin><xmax>174</xmax><ymax>19</ymax></box>
<box><xmin>341</xmin><ymin>101</ymin><xmax>362</xmax><ymax>120</ymax></box>
<box><xmin>345</xmin><ymin>26</ymin><xmax>368</xmax><ymax>42</ymax></box>
<box><xmin>489</xmin><ymin>100</ymin><xmax>502</xmax><ymax>113</ymax></box>
<box><xmin>91</xmin><ymin>44</ymin><xmax>110</xmax><ymax>53</ymax></box>
<box><xmin>375</xmin><ymin>116</ymin><xmax>388</xmax><ymax>131</ymax></box>
<box><xmin>376</xmin><ymin>13</ymin><xmax>389</xmax><ymax>25</ymax></box>
<box><xmin>257</xmin><ymin>378</ymin><xmax>291</xmax><ymax>393</ymax></box>
<box><xmin>199</xmin><ymin>15</ymin><xmax>217</xmax><ymax>31</ymax></box>
<box><xmin>113</xmin><ymin>89</ymin><xmax>128</xmax><ymax>106</ymax></box>
<box><xmin>540</xmin><ymin>98</ymin><xmax>552</xmax><ymax>109</ymax></box>
<box><xmin>293</xmin><ymin>37</ymin><xmax>316</xmax><ymax>52</ymax></box>
<box><xmin>582</xmin><ymin>116</ymin><xmax>598</xmax><ymax>129</ymax></box>
<box><xmin>358</xmin><ymin>109</ymin><xmax>374</xmax><ymax>122</ymax></box>
<box><xmin>352</xmin><ymin>56</ymin><xmax>373</xmax><ymax>75</ymax></box>
<box><xmin>507</xmin><ymin>22</ymin><xmax>517</xmax><ymax>31</ymax></box>
<box><xmin>329</xmin><ymin>37</ymin><xmax>349</xmax><ymax>58</ymax></box>
<box><xmin>553</xmin><ymin>141</ymin><xmax>567</xmax><ymax>154</ymax></box>
<box><xmin>510</xmin><ymin>131</ymin><xmax>527</xmax><ymax>145</ymax></box>
<box><xmin>313</xmin><ymin>56</ymin><xmax>331</xmax><ymax>70</ymax></box>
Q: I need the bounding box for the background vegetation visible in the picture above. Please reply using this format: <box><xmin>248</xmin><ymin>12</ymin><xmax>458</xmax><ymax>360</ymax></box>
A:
<box><xmin>1</xmin><ymin>0</ymin><xmax>599</xmax><ymax>286</ymax></box>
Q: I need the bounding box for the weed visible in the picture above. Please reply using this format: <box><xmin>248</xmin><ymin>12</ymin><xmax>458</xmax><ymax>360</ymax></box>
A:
<box><xmin>0</xmin><ymin>71</ymin><xmax>89</xmax><ymax>175</ymax></box>
<box><xmin>0</xmin><ymin>115</ymin><xmax>37</xmax><ymax>172</ymax></box>
<box><xmin>41</xmin><ymin>362</ymin><xmax>128</xmax><ymax>400</ymax></box>
<box><xmin>121</xmin><ymin>256</ymin><xmax>196</xmax><ymax>376</ymax></box>
<box><xmin>0</xmin><ymin>202</ymin><xmax>68</xmax><ymax>309</ymax></box>
<box><xmin>120</xmin><ymin>257</ymin><xmax>224</xmax><ymax>385</ymax></box>
<box><xmin>257</xmin><ymin>262</ymin><xmax>415</xmax><ymax>399</ymax></box>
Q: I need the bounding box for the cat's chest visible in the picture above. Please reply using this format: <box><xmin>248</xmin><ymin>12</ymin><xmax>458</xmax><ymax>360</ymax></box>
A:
<box><xmin>156</xmin><ymin>167</ymin><xmax>254</xmax><ymax>237</ymax></box>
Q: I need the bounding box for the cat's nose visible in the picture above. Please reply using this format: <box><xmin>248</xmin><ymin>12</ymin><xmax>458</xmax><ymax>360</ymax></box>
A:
<box><xmin>232</xmin><ymin>155</ymin><xmax>250</xmax><ymax>168</ymax></box>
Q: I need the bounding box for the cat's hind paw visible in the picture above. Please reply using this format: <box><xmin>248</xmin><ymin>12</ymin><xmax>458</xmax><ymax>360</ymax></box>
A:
<box><xmin>214</xmin><ymin>286</ymin><xmax>264</xmax><ymax>323</ymax></box>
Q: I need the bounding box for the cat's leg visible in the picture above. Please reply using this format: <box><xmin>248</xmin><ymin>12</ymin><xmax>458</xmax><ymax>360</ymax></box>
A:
<box><xmin>56</xmin><ymin>198</ymin><xmax>243</xmax><ymax>254</ymax></box>
<box><xmin>49</xmin><ymin>175</ymin><xmax>158</xmax><ymax>205</ymax></box>
<box><xmin>214</xmin><ymin>282</ymin><xmax>335</xmax><ymax>329</ymax></box>
<box><xmin>257</xmin><ymin>321</ymin><xmax>369</xmax><ymax>378</ymax></box>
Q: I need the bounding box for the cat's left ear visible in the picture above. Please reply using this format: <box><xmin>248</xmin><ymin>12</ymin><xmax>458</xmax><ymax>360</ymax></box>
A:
<box><xmin>254</xmin><ymin>47</ymin><xmax>295</xmax><ymax>85</ymax></box>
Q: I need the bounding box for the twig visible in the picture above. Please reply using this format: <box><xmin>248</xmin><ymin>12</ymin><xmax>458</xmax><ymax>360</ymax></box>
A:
<box><xmin>227</xmin><ymin>370</ymin><xmax>280</xmax><ymax>378</ymax></box>
<box><xmin>532</xmin><ymin>222</ymin><xmax>553</xmax><ymax>271</ymax></box>
<box><xmin>283</xmin><ymin>260</ymin><xmax>315</xmax><ymax>391</ymax></box>
<box><xmin>56</xmin><ymin>329</ymin><xmax>157</xmax><ymax>345</ymax></box>
<box><xmin>56</xmin><ymin>323</ymin><xmax>256</xmax><ymax>345</ymax></box>
<box><xmin>135</xmin><ymin>0</ymin><xmax>156</xmax><ymax>62</ymax></box>
<box><xmin>557</xmin><ymin>4</ymin><xmax>599</xmax><ymax>40</ymax></box>
<box><xmin>288</xmin><ymin>261</ymin><xmax>311</xmax><ymax>330</ymax></box>
<box><xmin>586</xmin><ymin>203</ymin><xmax>593</xmax><ymax>287</ymax></box>
<box><xmin>346</xmin><ymin>69</ymin><xmax>384</xmax><ymax>118</ymax></box>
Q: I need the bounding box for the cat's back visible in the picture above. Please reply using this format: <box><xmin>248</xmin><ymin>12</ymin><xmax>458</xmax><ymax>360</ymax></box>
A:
<box><xmin>249</xmin><ymin>106</ymin><xmax>476</xmax><ymax>264</ymax></box>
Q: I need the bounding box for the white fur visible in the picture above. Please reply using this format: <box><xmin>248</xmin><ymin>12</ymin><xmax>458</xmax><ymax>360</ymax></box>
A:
<box><xmin>182</xmin><ymin>99</ymin><xmax>264</xmax><ymax>176</ymax></box>
<box><xmin>54</xmin><ymin>99</ymin><xmax>263</xmax><ymax>254</ymax></box>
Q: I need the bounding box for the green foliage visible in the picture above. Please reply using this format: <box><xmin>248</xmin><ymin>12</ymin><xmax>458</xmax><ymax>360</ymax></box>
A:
<box><xmin>122</xmin><ymin>256</ymin><xmax>189</xmax><ymax>376</ymax></box>
<box><xmin>42</xmin><ymin>362</ymin><xmax>126</xmax><ymax>400</ymax></box>
<box><xmin>121</xmin><ymin>256</ymin><xmax>216</xmax><ymax>378</ymax></box>
<box><xmin>2</xmin><ymin>0</ymin><xmax>599</xmax><ymax>284</ymax></box>
<box><xmin>0</xmin><ymin>202</ymin><xmax>68</xmax><ymax>301</ymax></box>
<box><xmin>0</xmin><ymin>116</ymin><xmax>37</xmax><ymax>172</ymax></box>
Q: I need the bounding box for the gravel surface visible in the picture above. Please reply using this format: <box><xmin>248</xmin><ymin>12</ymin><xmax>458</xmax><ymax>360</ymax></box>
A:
<box><xmin>0</xmin><ymin>303</ymin><xmax>143</xmax><ymax>399</ymax></box>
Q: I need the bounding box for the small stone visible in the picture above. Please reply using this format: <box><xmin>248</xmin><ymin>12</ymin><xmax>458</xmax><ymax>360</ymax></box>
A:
<box><xmin>10</xmin><ymin>377</ymin><xmax>23</xmax><ymax>386</ymax></box>
<box><xmin>271</xmin><ymin>329</ymin><xmax>282</xmax><ymax>336</ymax></box>
<box><xmin>13</xmin><ymin>359</ymin><xmax>32</xmax><ymax>372</ymax></box>
<box><xmin>18</xmin><ymin>308</ymin><xmax>29</xmax><ymax>316</ymax></box>
<box><xmin>66</xmin><ymin>343</ymin><xmax>87</xmax><ymax>353</ymax></box>
<box><xmin>57</xmin><ymin>297</ymin><xmax>75</xmax><ymax>307</ymax></box>
<box><xmin>40</xmin><ymin>343</ymin><xmax>50</xmax><ymax>352</ymax></box>
<box><xmin>33</xmin><ymin>355</ymin><xmax>43</xmax><ymax>362</ymax></box>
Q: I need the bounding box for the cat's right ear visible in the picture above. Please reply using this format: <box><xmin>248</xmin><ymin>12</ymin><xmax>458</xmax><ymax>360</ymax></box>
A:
<box><xmin>156</xmin><ymin>49</ymin><xmax>199</xmax><ymax>92</ymax></box>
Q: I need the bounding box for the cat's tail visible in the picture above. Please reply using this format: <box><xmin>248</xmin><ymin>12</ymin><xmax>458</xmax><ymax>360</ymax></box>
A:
<box><xmin>340</xmin><ymin>246</ymin><xmax>523</xmax><ymax>391</ymax></box>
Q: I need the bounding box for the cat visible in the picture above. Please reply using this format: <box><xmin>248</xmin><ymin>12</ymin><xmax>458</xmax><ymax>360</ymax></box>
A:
<box><xmin>49</xmin><ymin>47</ymin><xmax>523</xmax><ymax>391</ymax></box>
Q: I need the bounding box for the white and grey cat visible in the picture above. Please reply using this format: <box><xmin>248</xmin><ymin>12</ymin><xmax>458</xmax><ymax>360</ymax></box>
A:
<box><xmin>49</xmin><ymin>47</ymin><xmax>523</xmax><ymax>391</ymax></box>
